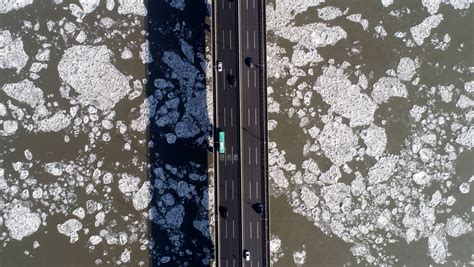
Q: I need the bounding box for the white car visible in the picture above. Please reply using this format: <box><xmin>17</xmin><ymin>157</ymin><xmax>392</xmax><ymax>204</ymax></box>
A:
<box><xmin>217</xmin><ymin>61</ymin><xmax>223</xmax><ymax>72</ymax></box>
<box><xmin>244</xmin><ymin>250</ymin><xmax>250</xmax><ymax>261</ymax></box>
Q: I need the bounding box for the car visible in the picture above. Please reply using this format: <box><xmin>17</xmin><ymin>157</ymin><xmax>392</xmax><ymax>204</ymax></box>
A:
<box><xmin>244</xmin><ymin>250</ymin><xmax>250</xmax><ymax>261</ymax></box>
<box><xmin>218</xmin><ymin>131</ymin><xmax>225</xmax><ymax>154</ymax></box>
<box><xmin>227</xmin><ymin>74</ymin><xmax>236</xmax><ymax>87</ymax></box>
<box><xmin>217</xmin><ymin>61</ymin><xmax>223</xmax><ymax>72</ymax></box>
<box><xmin>253</xmin><ymin>203</ymin><xmax>264</xmax><ymax>214</ymax></box>
<box><xmin>245</xmin><ymin>57</ymin><xmax>254</xmax><ymax>68</ymax></box>
<box><xmin>219</xmin><ymin>205</ymin><xmax>228</xmax><ymax>218</ymax></box>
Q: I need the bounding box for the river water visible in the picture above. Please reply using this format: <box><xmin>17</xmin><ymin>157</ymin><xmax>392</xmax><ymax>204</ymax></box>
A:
<box><xmin>266</xmin><ymin>0</ymin><xmax>473</xmax><ymax>266</ymax></box>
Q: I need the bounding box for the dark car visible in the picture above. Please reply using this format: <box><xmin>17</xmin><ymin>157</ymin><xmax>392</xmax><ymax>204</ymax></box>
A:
<box><xmin>253</xmin><ymin>203</ymin><xmax>264</xmax><ymax>214</ymax></box>
<box><xmin>219</xmin><ymin>205</ymin><xmax>228</xmax><ymax>218</ymax></box>
<box><xmin>227</xmin><ymin>74</ymin><xmax>237</xmax><ymax>87</ymax></box>
<box><xmin>245</xmin><ymin>57</ymin><xmax>254</xmax><ymax>68</ymax></box>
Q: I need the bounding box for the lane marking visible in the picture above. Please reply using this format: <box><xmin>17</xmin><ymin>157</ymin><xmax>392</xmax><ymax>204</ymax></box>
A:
<box><xmin>255</xmin><ymin>147</ymin><xmax>258</xmax><ymax>165</ymax></box>
<box><xmin>221</xmin><ymin>0</ymin><xmax>224</xmax><ymax>10</ymax></box>
<box><xmin>253</xmin><ymin>30</ymin><xmax>256</xmax><ymax>49</ymax></box>
<box><xmin>256</xmin><ymin>221</ymin><xmax>259</xmax><ymax>239</ymax></box>
<box><xmin>230</xmin><ymin>108</ymin><xmax>233</xmax><ymax>127</ymax></box>
<box><xmin>246</xmin><ymin>0</ymin><xmax>248</xmax><ymax>9</ymax></box>
<box><xmin>225</xmin><ymin>259</ymin><xmax>228</xmax><ymax>267</ymax></box>
<box><xmin>254</xmin><ymin>71</ymin><xmax>257</xmax><ymax>87</ymax></box>
<box><xmin>223</xmin><ymin>107</ymin><xmax>226</xmax><ymax>127</ymax></box>
<box><xmin>232</xmin><ymin>220</ymin><xmax>235</xmax><ymax>238</ymax></box>
<box><xmin>254</xmin><ymin>108</ymin><xmax>257</xmax><ymax>125</ymax></box>
<box><xmin>257</xmin><ymin>261</ymin><xmax>260</xmax><ymax>267</ymax></box>
<box><xmin>255</xmin><ymin>181</ymin><xmax>259</xmax><ymax>200</ymax></box>
<box><xmin>253</xmin><ymin>0</ymin><xmax>256</xmax><ymax>9</ymax></box>
<box><xmin>224</xmin><ymin>147</ymin><xmax>227</xmax><ymax>166</ymax></box>
<box><xmin>231</xmin><ymin>180</ymin><xmax>234</xmax><ymax>200</ymax></box>
<box><xmin>246</xmin><ymin>30</ymin><xmax>249</xmax><ymax>50</ymax></box>
<box><xmin>231</xmin><ymin>146</ymin><xmax>234</xmax><ymax>164</ymax></box>
<box><xmin>247</xmin><ymin>69</ymin><xmax>250</xmax><ymax>88</ymax></box>
<box><xmin>224</xmin><ymin>180</ymin><xmax>228</xmax><ymax>200</ymax></box>
<box><xmin>222</xmin><ymin>30</ymin><xmax>225</xmax><ymax>49</ymax></box>
<box><xmin>249</xmin><ymin>181</ymin><xmax>252</xmax><ymax>200</ymax></box>
<box><xmin>229</xmin><ymin>29</ymin><xmax>232</xmax><ymax>49</ymax></box>
<box><xmin>233</xmin><ymin>259</ymin><xmax>236</xmax><ymax>267</ymax></box>
<box><xmin>223</xmin><ymin>69</ymin><xmax>226</xmax><ymax>91</ymax></box>
<box><xmin>248</xmin><ymin>146</ymin><xmax>251</xmax><ymax>165</ymax></box>
<box><xmin>247</xmin><ymin>108</ymin><xmax>250</xmax><ymax>126</ymax></box>
<box><xmin>250</xmin><ymin>221</ymin><xmax>253</xmax><ymax>240</ymax></box>
<box><xmin>225</xmin><ymin>220</ymin><xmax>228</xmax><ymax>239</ymax></box>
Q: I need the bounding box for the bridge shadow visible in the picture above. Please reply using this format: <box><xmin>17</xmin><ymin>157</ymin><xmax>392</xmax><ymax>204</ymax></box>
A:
<box><xmin>146</xmin><ymin>0</ymin><xmax>214</xmax><ymax>266</ymax></box>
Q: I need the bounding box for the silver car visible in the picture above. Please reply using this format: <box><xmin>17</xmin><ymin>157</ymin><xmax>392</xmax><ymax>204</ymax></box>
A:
<box><xmin>244</xmin><ymin>250</ymin><xmax>250</xmax><ymax>261</ymax></box>
<box><xmin>217</xmin><ymin>61</ymin><xmax>223</xmax><ymax>72</ymax></box>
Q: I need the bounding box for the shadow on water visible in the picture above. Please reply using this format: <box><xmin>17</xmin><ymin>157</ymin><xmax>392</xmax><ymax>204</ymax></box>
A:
<box><xmin>146</xmin><ymin>0</ymin><xmax>214</xmax><ymax>266</ymax></box>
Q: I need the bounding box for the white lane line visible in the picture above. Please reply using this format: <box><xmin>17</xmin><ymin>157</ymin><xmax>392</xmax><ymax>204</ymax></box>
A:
<box><xmin>232</xmin><ymin>220</ymin><xmax>235</xmax><ymax>238</ymax></box>
<box><xmin>222</xmin><ymin>0</ymin><xmax>224</xmax><ymax>9</ymax></box>
<box><xmin>233</xmin><ymin>259</ymin><xmax>236</xmax><ymax>267</ymax></box>
<box><xmin>228</xmin><ymin>0</ymin><xmax>231</xmax><ymax>9</ymax></box>
<box><xmin>250</xmin><ymin>221</ymin><xmax>253</xmax><ymax>240</ymax></box>
<box><xmin>222</xmin><ymin>30</ymin><xmax>225</xmax><ymax>49</ymax></box>
<box><xmin>246</xmin><ymin>30</ymin><xmax>249</xmax><ymax>49</ymax></box>
<box><xmin>224</xmin><ymin>180</ymin><xmax>228</xmax><ymax>200</ymax></box>
<box><xmin>248</xmin><ymin>146</ymin><xmax>251</xmax><ymax>165</ymax></box>
<box><xmin>223</xmin><ymin>69</ymin><xmax>226</xmax><ymax>91</ymax></box>
<box><xmin>231</xmin><ymin>180</ymin><xmax>234</xmax><ymax>200</ymax></box>
<box><xmin>255</xmin><ymin>147</ymin><xmax>258</xmax><ymax>165</ymax></box>
<box><xmin>225</xmin><ymin>259</ymin><xmax>228</xmax><ymax>267</ymax></box>
<box><xmin>231</xmin><ymin>146</ymin><xmax>234</xmax><ymax>164</ymax></box>
<box><xmin>223</xmin><ymin>107</ymin><xmax>226</xmax><ymax>127</ymax></box>
<box><xmin>247</xmin><ymin>69</ymin><xmax>250</xmax><ymax>88</ymax></box>
<box><xmin>253</xmin><ymin>30</ymin><xmax>256</xmax><ymax>49</ymax></box>
<box><xmin>249</xmin><ymin>181</ymin><xmax>252</xmax><ymax>200</ymax></box>
<box><xmin>253</xmin><ymin>0</ymin><xmax>256</xmax><ymax>9</ymax></box>
<box><xmin>246</xmin><ymin>0</ymin><xmax>248</xmax><ymax>9</ymax></box>
<box><xmin>254</xmin><ymin>108</ymin><xmax>257</xmax><ymax>125</ymax></box>
<box><xmin>247</xmin><ymin>108</ymin><xmax>250</xmax><ymax>126</ymax></box>
<box><xmin>257</xmin><ymin>261</ymin><xmax>260</xmax><ymax>267</ymax></box>
<box><xmin>229</xmin><ymin>29</ymin><xmax>232</xmax><ymax>49</ymax></box>
<box><xmin>254</xmin><ymin>71</ymin><xmax>257</xmax><ymax>87</ymax></box>
<box><xmin>251</xmin><ymin>262</ymin><xmax>253</xmax><ymax>267</ymax></box>
<box><xmin>225</xmin><ymin>220</ymin><xmax>228</xmax><ymax>239</ymax></box>
<box><xmin>224</xmin><ymin>147</ymin><xmax>227</xmax><ymax>166</ymax></box>
<box><xmin>256</xmin><ymin>221</ymin><xmax>259</xmax><ymax>239</ymax></box>
<box><xmin>255</xmin><ymin>181</ymin><xmax>259</xmax><ymax>200</ymax></box>
<box><xmin>230</xmin><ymin>108</ymin><xmax>233</xmax><ymax>127</ymax></box>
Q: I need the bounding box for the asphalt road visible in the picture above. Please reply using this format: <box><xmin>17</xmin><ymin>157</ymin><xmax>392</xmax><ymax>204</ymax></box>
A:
<box><xmin>213</xmin><ymin>0</ymin><xmax>268</xmax><ymax>266</ymax></box>
<box><xmin>213</xmin><ymin>0</ymin><xmax>242</xmax><ymax>266</ymax></box>
<box><xmin>238</xmin><ymin>0</ymin><xmax>267</xmax><ymax>267</ymax></box>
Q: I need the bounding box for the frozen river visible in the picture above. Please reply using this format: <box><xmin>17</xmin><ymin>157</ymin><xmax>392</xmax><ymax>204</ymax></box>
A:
<box><xmin>266</xmin><ymin>0</ymin><xmax>473</xmax><ymax>266</ymax></box>
<box><xmin>0</xmin><ymin>0</ymin><xmax>472</xmax><ymax>266</ymax></box>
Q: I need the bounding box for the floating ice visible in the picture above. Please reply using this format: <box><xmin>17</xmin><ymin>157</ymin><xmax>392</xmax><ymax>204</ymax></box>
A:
<box><xmin>132</xmin><ymin>181</ymin><xmax>152</xmax><ymax>210</ymax></box>
<box><xmin>293</xmin><ymin>249</ymin><xmax>306</xmax><ymax>266</ymax></box>
<box><xmin>5</xmin><ymin>204</ymin><xmax>41</xmax><ymax>241</ymax></box>
<box><xmin>397</xmin><ymin>57</ymin><xmax>417</xmax><ymax>81</ymax></box>
<box><xmin>0</xmin><ymin>30</ymin><xmax>29</xmax><ymax>72</ymax></box>
<box><xmin>57</xmin><ymin>219</ymin><xmax>83</xmax><ymax>244</ymax></box>
<box><xmin>36</xmin><ymin>111</ymin><xmax>71</xmax><ymax>132</ymax></box>
<box><xmin>117</xmin><ymin>0</ymin><xmax>147</xmax><ymax>16</ymax></box>
<box><xmin>371</xmin><ymin>77</ymin><xmax>407</xmax><ymax>104</ymax></box>
<box><xmin>58</xmin><ymin>45</ymin><xmax>132</xmax><ymax>110</ymax></box>
<box><xmin>317</xmin><ymin>6</ymin><xmax>343</xmax><ymax>21</ymax></box>
<box><xmin>445</xmin><ymin>216</ymin><xmax>472</xmax><ymax>237</ymax></box>
<box><xmin>118</xmin><ymin>173</ymin><xmax>140</xmax><ymax>194</ymax></box>
<box><xmin>314</xmin><ymin>64</ymin><xmax>377</xmax><ymax>127</ymax></box>
<box><xmin>413</xmin><ymin>171</ymin><xmax>431</xmax><ymax>185</ymax></box>
<box><xmin>0</xmin><ymin>0</ymin><xmax>33</xmax><ymax>14</ymax></box>
<box><xmin>410</xmin><ymin>14</ymin><xmax>443</xmax><ymax>46</ymax></box>
<box><xmin>361</xmin><ymin>124</ymin><xmax>387</xmax><ymax>158</ymax></box>
<box><xmin>318</xmin><ymin>120</ymin><xmax>358</xmax><ymax>166</ymax></box>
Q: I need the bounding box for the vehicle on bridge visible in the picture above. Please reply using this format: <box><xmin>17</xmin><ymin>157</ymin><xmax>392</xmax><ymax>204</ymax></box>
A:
<box><xmin>245</xmin><ymin>57</ymin><xmax>254</xmax><ymax>68</ymax></box>
<box><xmin>217</xmin><ymin>60</ymin><xmax>223</xmax><ymax>72</ymax></box>
<box><xmin>244</xmin><ymin>250</ymin><xmax>251</xmax><ymax>261</ymax></box>
<box><xmin>219</xmin><ymin>131</ymin><xmax>225</xmax><ymax>154</ymax></box>
<box><xmin>227</xmin><ymin>74</ymin><xmax>237</xmax><ymax>87</ymax></box>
